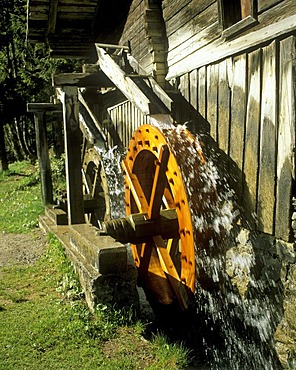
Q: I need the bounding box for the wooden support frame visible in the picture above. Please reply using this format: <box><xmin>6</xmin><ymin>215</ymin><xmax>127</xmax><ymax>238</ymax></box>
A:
<box><xmin>60</xmin><ymin>86</ymin><xmax>85</xmax><ymax>225</ymax></box>
<box><xmin>95</xmin><ymin>46</ymin><xmax>172</xmax><ymax>115</ymax></box>
<box><xmin>53</xmin><ymin>72</ymin><xmax>114</xmax><ymax>88</ymax></box>
<box><xmin>33</xmin><ymin>111</ymin><xmax>53</xmax><ymax>206</ymax></box>
<box><xmin>27</xmin><ymin>103</ymin><xmax>62</xmax><ymax>113</ymax></box>
<box><xmin>27</xmin><ymin>103</ymin><xmax>60</xmax><ymax>206</ymax></box>
<box><xmin>47</xmin><ymin>0</ymin><xmax>59</xmax><ymax>34</ymax></box>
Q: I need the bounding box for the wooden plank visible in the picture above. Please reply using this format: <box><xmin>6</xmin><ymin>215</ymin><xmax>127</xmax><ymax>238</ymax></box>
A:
<box><xmin>275</xmin><ymin>36</ymin><xmax>296</xmax><ymax>241</ymax></box>
<box><xmin>166</xmin><ymin>0</ymin><xmax>215</xmax><ymax>36</ymax></box>
<box><xmin>167</xmin><ymin>2</ymin><xmax>218</xmax><ymax>51</ymax></box>
<box><xmin>120</xmin><ymin>8</ymin><xmax>145</xmax><ymax>46</ymax></box>
<box><xmin>178</xmin><ymin>73</ymin><xmax>190</xmax><ymax>122</ymax></box>
<box><xmin>96</xmin><ymin>47</ymin><xmax>151</xmax><ymax>115</ymax></box>
<box><xmin>229</xmin><ymin>55</ymin><xmax>247</xmax><ymax>192</ymax></box>
<box><xmin>198</xmin><ymin>66</ymin><xmax>207</xmax><ymax>120</ymax></box>
<box><xmin>129</xmin><ymin>0</ymin><xmax>143</xmax><ymax>13</ymax></box>
<box><xmin>167</xmin><ymin>21</ymin><xmax>220</xmax><ymax>67</ymax></box>
<box><xmin>27</xmin><ymin>103</ymin><xmax>62</xmax><ymax>113</ymax></box>
<box><xmin>243</xmin><ymin>49</ymin><xmax>261</xmax><ymax>214</ymax></box>
<box><xmin>217</xmin><ymin>59</ymin><xmax>231</xmax><ymax>154</ymax></box>
<box><xmin>179</xmin><ymin>73</ymin><xmax>190</xmax><ymax>102</ymax></box>
<box><xmin>47</xmin><ymin>0</ymin><xmax>58</xmax><ymax>34</ymax></box>
<box><xmin>58</xmin><ymin>6</ymin><xmax>96</xmax><ymax>14</ymax></box>
<box><xmin>167</xmin><ymin>11</ymin><xmax>296</xmax><ymax>79</ymax></box>
<box><xmin>258</xmin><ymin>0</ymin><xmax>282</xmax><ymax>13</ymax></box>
<box><xmin>165</xmin><ymin>1</ymin><xmax>192</xmax><ymax>36</ymax></box>
<box><xmin>207</xmin><ymin>63</ymin><xmax>219</xmax><ymax>141</ymax></box>
<box><xmin>53</xmin><ymin>72</ymin><xmax>114</xmax><ymax>87</ymax></box>
<box><xmin>58</xmin><ymin>0</ymin><xmax>97</xmax><ymax>4</ymax></box>
<box><xmin>126</xmin><ymin>54</ymin><xmax>173</xmax><ymax>111</ymax></box>
<box><xmin>189</xmin><ymin>69</ymin><xmax>198</xmax><ymax>110</ymax></box>
<box><xmin>78</xmin><ymin>91</ymin><xmax>107</xmax><ymax>145</ymax></box>
<box><xmin>61</xmin><ymin>86</ymin><xmax>85</xmax><ymax>225</ymax></box>
<box><xmin>257</xmin><ymin>41</ymin><xmax>277</xmax><ymax>234</ymax></box>
<box><xmin>162</xmin><ymin>0</ymin><xmax>191</xmax><ymax>21</ymax></box>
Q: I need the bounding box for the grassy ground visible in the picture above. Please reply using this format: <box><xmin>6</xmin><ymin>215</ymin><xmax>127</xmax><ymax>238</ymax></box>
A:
<box><xmin>0</xmin><ymin>161</ymin><xmax>44</xmax><ymax>233</ymax></box>
<box><xmin>0</xmin><ymin>161</ymin><xmax>191</xmax><ymax>369</ymax></box>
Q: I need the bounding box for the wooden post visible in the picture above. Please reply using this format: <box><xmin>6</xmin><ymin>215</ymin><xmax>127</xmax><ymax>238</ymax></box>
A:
<box><xmin>61</xmin><ymin>86</ymin><xmax>85</xmax><ymax>224</ymax></box>
<box><xmin>34</xmin><ymin>112</ymin><xmax>54</xmax><ymax>205</ymax></box>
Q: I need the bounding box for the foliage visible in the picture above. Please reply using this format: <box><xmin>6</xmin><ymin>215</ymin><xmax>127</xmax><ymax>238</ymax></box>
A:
<box><xmin>0</xmin><ymin>0</ymin><xmax>83</xmax><ymax>163</ymax></box>
<box><xmin>49</xmin><ymin>152</ymin><xmax>67</xmax><ymax>201</ymax></box>
<box><xmin>0</xmin><ymin>160</ymin><xmax>43</xmax><ymax>233</ymax></box>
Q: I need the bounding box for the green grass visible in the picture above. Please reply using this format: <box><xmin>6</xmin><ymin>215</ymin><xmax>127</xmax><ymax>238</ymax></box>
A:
<box><xmin>0</xmin><ymin>234</ymin><xmax>191</xmax><ymax>370</ymax></box>
<box><xmin>0</xmin><ymin>161</ymin><xmax>43</xmax><ymax>233</ymax></box>
<box><xmin>0</xmin><ymin>161</ymin><xmax>191</xmax><ymax>369</ymax></box>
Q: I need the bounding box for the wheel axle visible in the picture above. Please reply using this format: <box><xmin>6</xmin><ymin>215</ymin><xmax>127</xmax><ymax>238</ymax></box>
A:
<box><xmin>102</xmin><ymin>208</ymin><xmax>179</xmax><ymax>244</ymax></box>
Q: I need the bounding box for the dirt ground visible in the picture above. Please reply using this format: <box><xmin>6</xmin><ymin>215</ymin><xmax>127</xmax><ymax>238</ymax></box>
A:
<box><xmin>0</xmin><ymin>230</ymin><xmax>47</xmax><ymax>268</ymax></box>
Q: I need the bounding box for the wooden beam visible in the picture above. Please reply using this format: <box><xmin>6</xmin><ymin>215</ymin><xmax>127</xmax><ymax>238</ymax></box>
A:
<box><xmin>61</xmin><ymin>86</ymin><xmax>85</xmax><ymax>225</ymax></box>
<box><xmin>34</xmin><ymin>112</ymin><xmax>53</xmax><ymax>206</ymax></box>
<box><xmin>47</xmin><ymin>0</ymin><xmax>59</xmax><ymax>34</ymax></box>
<box><xmin>96</xmin><ymin>46</ymin><xmax>151</xmax><ymax>115</ymax></box>
<box><xmin>53</xmin><ymin>72</ymin><xmax>114</xmax><ymax>88</ymax></box>
<box><xmin>47</xmin><ymin>37</ymin><xmax>96</xmax><ymax>59</ymax></box>
<box><xmin>257</xmin><ymin>42</ymin><xmax>277</xmax><ymax>234</ymax></box>
<box><xmin>275</xmin><ymin>36</ymin><xmax>296</xmax><ymax>241</ymax></box>
<box><xmin>27</xmin><ymin>102</ymin><xmax>62</xmax><ymax>113</ymax></box>
<box><xmin>126</xmin><ymin>53</ymin><xmax>173</xmax><ymax>112</ymax></box>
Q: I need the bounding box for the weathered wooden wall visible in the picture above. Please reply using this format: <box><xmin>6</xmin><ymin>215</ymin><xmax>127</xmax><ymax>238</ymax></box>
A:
<box><xmin>163</xmin><ymin>0</ymin><xmax>296</xmax><ymax>78</ymax></box>
<box><xmin>105</xmin><ymin>0</ymin><xmax>296</xmax><ymax>242</ymax></box>
<box><xmin>173</xmin><ymin>36</ymin><xmax>296</xmax><ymax>242</ymax></box>
<box><xmin>119</xmin><ymin>0</ymin><xmax>167</xmax><ymax>87</ymax></box>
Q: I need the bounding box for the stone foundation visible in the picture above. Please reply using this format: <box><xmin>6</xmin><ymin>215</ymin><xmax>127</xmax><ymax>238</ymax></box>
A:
<box><xmin>225</xmin><ymin>227</ymin><xmax>296</xmax><ymax>368</ymax></box>
<box><xmin>39</xmin><ymin>209</ymin><xmax>139</xmax><ymax>313</ymax></box>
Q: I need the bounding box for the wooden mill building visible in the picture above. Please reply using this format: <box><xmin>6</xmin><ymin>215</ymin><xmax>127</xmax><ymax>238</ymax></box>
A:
<box><xmin>27</xmin><ymin>0</ymin><xmax>296</xmax><ymax>243</ymax></box>
<box><xmin>27</xmin><ymin>0</ymin><xmax>296</xmax><ymax>367</ymax></box>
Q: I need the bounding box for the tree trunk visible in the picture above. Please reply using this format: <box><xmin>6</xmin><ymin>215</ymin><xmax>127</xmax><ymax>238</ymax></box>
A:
<box><xmin>5</xmin><ymin>123</ymin><xmax>24</xmax><ymax>161</ymax></box>
<box><xmin>0</xmin><ymin>119</ymin><xmax>8</xmax><ymax>172</ymax></box>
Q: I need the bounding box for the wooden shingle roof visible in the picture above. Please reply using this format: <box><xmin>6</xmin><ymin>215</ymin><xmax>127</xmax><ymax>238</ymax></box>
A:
<box><xmin>26</xmin><ymin>0</ymin><xmax>132</xmax><ymax>58</ymax></box>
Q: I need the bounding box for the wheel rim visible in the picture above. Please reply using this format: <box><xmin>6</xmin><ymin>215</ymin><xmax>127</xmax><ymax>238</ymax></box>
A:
<box><xmin>122</xmin><ymin>124</ymin><xmax>204</xmax><ymax>310</ymax></box>
<box><xmin>82</xmin><ymin>148</ymin><xmax>111</xmax><ymax>227</ymax></box>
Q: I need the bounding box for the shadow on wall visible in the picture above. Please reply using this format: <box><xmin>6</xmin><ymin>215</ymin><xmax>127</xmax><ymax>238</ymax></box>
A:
<box><xmin>160</xmin><ymin>93</ymin><xmax>286</xmax><ymax>369</ymax></box>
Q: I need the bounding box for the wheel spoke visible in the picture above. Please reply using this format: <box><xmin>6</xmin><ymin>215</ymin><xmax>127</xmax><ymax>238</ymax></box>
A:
<box><xmin>163</xmin><ymin>187</ymin><xmax>174</xmax><ymax>208</ymax></box>
<box><xmin>167</xmin><ymin>238</ymin><xmax>179</xmax><ymax>255</ymax></box>
<box><xmin>153</xmin><ymin>235</ymin><xmax>188</xmax><ymax>310</ymax></box>
<box><xmin>82</xmin><ymin>169</ymin><xmax>90</xmax><ymax>193</ymax></box>
<box><xmin>147</xmin><ymin>145</ymin><xmax>169</xmax><ymax>220</ymax></box>
<box><xmin>91</xmin><ymin>167</ymin><xmax>99</xmax><ymax>198</ymax></box>
<box><xmin>122</xmin><ymin>159</ymin><xmax>148</xmax><ymax>212</ymax></box>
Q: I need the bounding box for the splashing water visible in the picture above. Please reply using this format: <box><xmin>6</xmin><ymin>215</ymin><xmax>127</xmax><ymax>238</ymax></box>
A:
<box><xmin>151</xmin><ymin>122</ymin><xmax>283</xmax><ymax>369</ymax></box>
<box><xmin>94</xmin><ymin>145</ymin><xmax>126</xmax><ymax>219</ymax></box>
<box><xmin>95</xmin><ymin>121</ymin><xmax>285</xmax><ymax>369</ymax></box>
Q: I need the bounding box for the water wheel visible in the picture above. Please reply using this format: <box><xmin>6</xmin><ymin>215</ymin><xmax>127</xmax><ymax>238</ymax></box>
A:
<box><xmin>82</xmin><ymin>147</ymin><xmax>111</xmax><ymax>227</ymax></box>
<box><xmin>105</xmin><ymin>122</ymin><xmax>217</xmax><ymax>312</ymax></box>
<box><xmin>102</xmin><ymin>122</ymin><xmax>220</xmax><ymax>311</ymax></box>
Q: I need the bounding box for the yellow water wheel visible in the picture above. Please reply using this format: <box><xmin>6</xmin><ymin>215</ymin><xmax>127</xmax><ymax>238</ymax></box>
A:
<box><xmin>121</xmin><ymin>123</ymin><xmax>216</xmax><ymax>311</ymax></box>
